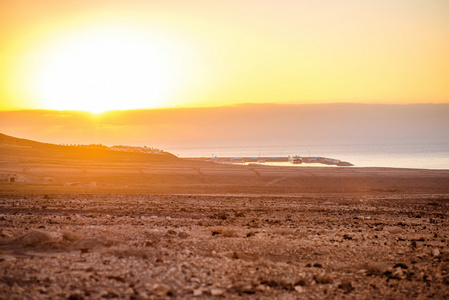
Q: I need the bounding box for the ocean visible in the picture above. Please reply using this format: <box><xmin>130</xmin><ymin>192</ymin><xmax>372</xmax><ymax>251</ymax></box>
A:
<box><xmin>166</xmin><ymin>141</ymin><xmax>449</xmax><ymax>170</ymax></box>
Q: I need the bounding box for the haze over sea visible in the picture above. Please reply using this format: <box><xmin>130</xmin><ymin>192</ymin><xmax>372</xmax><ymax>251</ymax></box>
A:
<box><xmin>168</xmin><ymin>141</ymin><xmax>449</xmax><ymax>170</ymax></box>
<box><xmin>1</xmin><ymin>104</ymin><xmax>448</xmax><ymax>170</ymax></box>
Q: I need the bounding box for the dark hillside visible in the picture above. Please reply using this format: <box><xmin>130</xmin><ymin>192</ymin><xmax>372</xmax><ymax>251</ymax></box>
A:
<box><xmin>0</xmin><ymin>133</ymin><xmax>178</xmax><ymax>165</ymax></box>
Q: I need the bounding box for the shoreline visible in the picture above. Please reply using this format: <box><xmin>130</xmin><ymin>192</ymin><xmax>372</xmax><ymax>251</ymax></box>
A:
<box><xmin>186</xmin><ymin>156</ymin><xmax>353</xmax><ymax>167</ymax></box>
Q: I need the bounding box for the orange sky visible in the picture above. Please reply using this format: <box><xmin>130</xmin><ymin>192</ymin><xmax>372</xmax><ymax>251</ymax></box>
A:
<box><xmin>1</xmin><ymin>104</ymin><xmax>448</xmax><ymax>148</ymax></box>
<box><xmin>1</xmin><ymin>0</ymin><xmax>449</xmax><ymax>112</ymax></box>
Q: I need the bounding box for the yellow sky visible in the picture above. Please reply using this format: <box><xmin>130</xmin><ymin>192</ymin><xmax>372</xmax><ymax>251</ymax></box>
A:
<box><xmin>1</xmin><ymin>0</ymin><xmax>448</xmax><ymax>112</ymax></box>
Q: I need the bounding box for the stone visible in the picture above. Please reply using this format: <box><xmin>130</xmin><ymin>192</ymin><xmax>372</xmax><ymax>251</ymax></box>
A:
<box><xmin>150</xmin><ymin>283</ymin><xmax>172</xmax><ymax>297</ymax></box>
<box><xmin>294</xmin><ymin>286</ymin><xmax>304</xmax><ymax>293</ymax></box>
<box><xmin>338</xmin><ymin>282</ymin><xmax>354</xmax><ymax>293</ymax></box>
<box><xmin>365</xmin><ymin>262</ymin><xmax>387</xmax><ymax>276</ymax></box>
<box><xmin>68</xmin><ymin>293</ymin><xmax>84</xmax><ymax>300</ymax></box>
<box><xmin>18</xmin><ymin>230</ymin><xmax>56</xmax><ymax>247</ymax></box>
<box><xmin>314</xmin><ymin>273</ymin><xmax>333</xmax><ymax>284</ymax></box>
<box><xmin>388</xmin><ymin>227</ymin><xmax>404</xmax><ymax>234</ymax></box>
<box><xmin>0</xmin><ymin>229</ymin><xmax>14</xmax><ymax>238</ymax></box>
<box><xmin>433</xmin><ymin>248</ymin><xmax>441</xmax><ymax>257</ymax></box>
<box><xmin>343</xmin><ymin>234</ymin><xmax>353</xmax><ymax>240</ymax></box>
<box><xmin>393</xmin><ymin>263</ymin><xmax>408</xmax><ymax>269</ymax></box>
<box><xmin>391</xmin><ymin>268</ymin><xmax>405</xmax><ymax>280</ymax></box>
<box><xmin>210</xmin><ymin>288</ymin><xmax>224</xmax><ymax>296</ymax></box>
<box><xmin>0</xmin><ymin>255</ymin><xmax>16</xmax><ymax>262</ymax></box>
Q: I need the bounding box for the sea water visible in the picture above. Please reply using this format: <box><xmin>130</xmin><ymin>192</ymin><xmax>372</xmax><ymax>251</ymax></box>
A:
<box><xmin>166</xmin><ymin>141</ymin><xmax>449</xmax><ymax>170</ymax></box>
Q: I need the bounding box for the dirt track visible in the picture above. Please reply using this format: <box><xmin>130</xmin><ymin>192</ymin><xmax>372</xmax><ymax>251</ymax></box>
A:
<box><xmin>1</xmin><ymin>193</ymin><xmax>449</xmax><ymax>299</ymax></box>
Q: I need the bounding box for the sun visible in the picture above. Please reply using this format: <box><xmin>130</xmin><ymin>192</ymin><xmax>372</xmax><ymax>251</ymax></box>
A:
<box><xmin>32</xmin><ymin>26</ymin><xmax>179</xmax><ymax>113</ymax></box>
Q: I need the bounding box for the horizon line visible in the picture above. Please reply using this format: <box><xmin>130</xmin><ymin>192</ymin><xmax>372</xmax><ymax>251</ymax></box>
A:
<box><xmin>2</xmin><ymin>102</ymin><xmax>449</xmax><ymax>114</ymax></box>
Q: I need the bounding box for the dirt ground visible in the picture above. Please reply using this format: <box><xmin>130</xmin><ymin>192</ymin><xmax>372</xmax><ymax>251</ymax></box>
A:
<box><xmin>1</xmin><ymin>137</ymin><xmax>449</xmax><ymax>298</ymax></box>
<box><xmin>1</xmin><ymin>193</ymin><xmax>449</xmax><ymax>299</ymax></box>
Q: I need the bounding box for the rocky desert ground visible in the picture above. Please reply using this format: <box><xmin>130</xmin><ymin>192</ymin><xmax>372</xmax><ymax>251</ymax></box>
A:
<box><xmin>1</xmin><ymin>134</ymin><xmax>449</xmax><ymax>299</ymax></box>
<box><xmin>1</xmin><ymin>193</ymin><xmax>449</xmax><ymax>299</ymax></box>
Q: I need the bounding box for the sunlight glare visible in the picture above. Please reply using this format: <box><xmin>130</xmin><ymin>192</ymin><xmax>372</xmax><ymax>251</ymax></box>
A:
<box><xmin>33</xmin><ymin>27</ymin><xmax>179</xmax><ymax>113</ymax></box>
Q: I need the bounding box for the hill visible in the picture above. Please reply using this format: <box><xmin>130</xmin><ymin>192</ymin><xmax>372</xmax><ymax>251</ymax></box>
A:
<box><xmin>0</xmin><ymin>132</ymin><xmax>178</xmax><ymax>165</ymax></box>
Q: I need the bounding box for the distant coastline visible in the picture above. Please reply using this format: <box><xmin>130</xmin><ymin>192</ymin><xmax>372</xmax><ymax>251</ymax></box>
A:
<box><xmin>187</xmin><ymin>156</ymin><xmax>353</xmax><ymax>167</ymax></box>
<box><xmin>170</xmin><ymin>141</ymin><xmax>449</xmax><ymax>170</ymax></box>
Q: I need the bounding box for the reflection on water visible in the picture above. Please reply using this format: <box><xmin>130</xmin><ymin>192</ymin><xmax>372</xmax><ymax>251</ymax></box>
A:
<box><xmin>167</xmin><ymin>142</ymin><xmax>449</xmax><ymax>170</ymax></box>
<box><xmin>236</xmin><ymin>162</ymin><xmax>336</xmax><ymax>168</ymax></box>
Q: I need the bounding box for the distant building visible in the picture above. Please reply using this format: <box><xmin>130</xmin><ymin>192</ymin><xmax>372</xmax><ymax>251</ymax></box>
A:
<box><xmin>288</xmin><ymin>156</ymin><xmax>303</xmax><ymax>164</ymax></box>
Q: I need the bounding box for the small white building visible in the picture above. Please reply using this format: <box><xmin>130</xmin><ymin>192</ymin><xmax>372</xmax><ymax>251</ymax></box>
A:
<box><xmin>288</xmin><ymin>156</ymin><xmax>303</xmax><ymax>164</ymax></box>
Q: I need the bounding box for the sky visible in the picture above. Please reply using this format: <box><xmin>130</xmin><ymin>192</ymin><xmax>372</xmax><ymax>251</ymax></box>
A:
<box><xmin>1</xmin><ymin>0</ymin><xmax>448</xmax><ymax>112</ymax></box>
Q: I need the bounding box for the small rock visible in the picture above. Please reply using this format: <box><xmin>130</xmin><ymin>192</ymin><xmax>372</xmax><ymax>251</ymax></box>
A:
<box><xmin>433</xmin><ymin>248</ymin><xmax>441</xmax><ymax>257</ymax></box>
<box><xmin>215</xmin><ymin>213</ymin><xmax>228</xmax><ymax>220</ymax></box>
<box><xmin>178</xmin><ymin>232</ymin><xmax>189</xmax><ymax>238</ymax></box>
<box><xmin>294</xmin><ymin>286</ymin><xmax>304</xmax><ymax>293</ymax></box>
<box><xmin>150</xmin><ymin>283</ymin><xmax>172</xmax><ymax>297</ymax></box>
<box><xmin>388</xmin><ymin>227</ymin><xmax>404</xmax><ymax>234</ymax></box>
<box><xmin>68</xmin><ymin>293</ymin><xmax>84</xmax><ymax>300</ymax></box>
<box><xmin>0</xmin><ymin>255</ymin><xmax>16</xmax><ymax>262</ymax></box>
<box><xmin>18</xmin><ymin>230</ymin><xmax>57</xmax><ymax>247</ymax></box>
<box><xmin>211</xmin><ymin>229</ymin><xmax>222</xmax><ymax>236</ymax></box>
<box><xmin>101</xmin><ymin>291</ymin><xmax>119</xmax><ymax>298</ymax></box>
<box><xmin>365</xmin><ymin>262</ymin><xmax>387</xmax><ymax>276</ymax></box>
<box><xmin>338</xmin><ymin>282</ymin><xmax>354</xmax><ymax>293</ymax></box>
<box><xmin>193</xmin><ymin>289</ymin><xmax>202</xmax><ymax>296</ymax></box>
<box><xmin>314</xmin><ymin>273</ymin><xmax>333</xmax><ymax>284</ymax></box>
<box><xmin>391</xmin><ymin>268</ymin><xmax>405</xmax><ymax>279</ymax></box>
<box><xmin>231</xmin><ymin>251</ymin><xmax>259</xmax><ymax>261</ymax></box>
<box><xmin>343</xmin><ymin>234</ymin><xmax>353</xmax><ymax>240</ymax></box>
<box><xmin>210</xmin><ymin>288</ymin><xmax>224</xmax><ymax>296</ymax></box>
<box><xmin>256</xmin><ymin>284</ymin><xmax>267</xmax><ymax>291</ymax></box>
<box><xmin>393</xmin><ymin>263</ymin><xmax>409</xmax><ymax>269</ymax></box>
<box><xmin>0</xmin><ymin>229</ymin><xmax>14</xmax><ymax>238</ymax></box>
<box><xmin>61</xmin><ymin>230</ymin><xmax>81</xmax><ymax>242</ymax></box>
<box><xmin>294</xmin><ymin>278</ymin><xmax>307</xmax><ymax>286</ymax></box>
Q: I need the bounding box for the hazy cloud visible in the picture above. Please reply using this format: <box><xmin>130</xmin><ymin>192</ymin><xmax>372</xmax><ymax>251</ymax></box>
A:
<box><xmin>0</xmin><ymin>104</ymin><xmax>448</xmax><ymax>149</ymax></box>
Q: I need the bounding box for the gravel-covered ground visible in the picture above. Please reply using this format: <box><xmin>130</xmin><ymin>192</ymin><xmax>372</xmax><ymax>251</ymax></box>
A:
<box><xmin>1</xmin><ymin>194</ymin><xmax>448</xmax><ymax>299</ymax></box>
